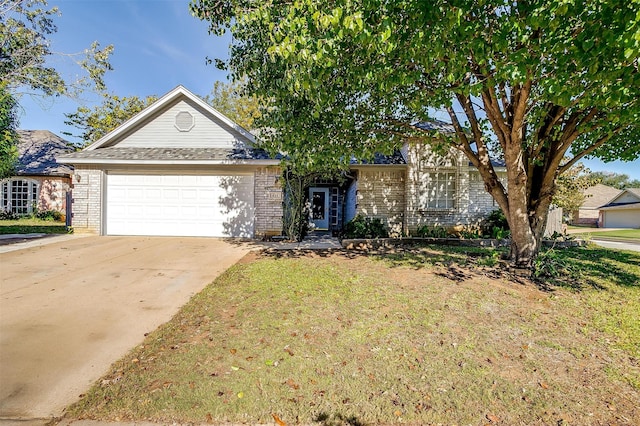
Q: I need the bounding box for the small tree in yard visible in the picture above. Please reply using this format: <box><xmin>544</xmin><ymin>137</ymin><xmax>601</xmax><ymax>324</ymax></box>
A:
<box><xmin>552</xmin><ymin>162</ymin><xmax>599</xmax><ymax>223</ymax></box>
<box><xmin>192</xmin><ymin>0</ymin><xmax>640</xmax><ymax>269</ymax></box>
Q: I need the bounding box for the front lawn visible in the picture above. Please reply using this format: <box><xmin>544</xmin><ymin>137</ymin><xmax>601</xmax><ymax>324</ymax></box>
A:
<box><xmin>573</xmin><ymin>229</ymin><xmax>640</xmax><ymax>242</ymax></box>
<box><xmin>66</xmin><ymin>246</ymin><xmax>640</xmax><ymax>425</ymax></box>
<box><xmin>0</xmin><ymin>218</ymin><xmax>67</xmax><ymax>235</ymax></box>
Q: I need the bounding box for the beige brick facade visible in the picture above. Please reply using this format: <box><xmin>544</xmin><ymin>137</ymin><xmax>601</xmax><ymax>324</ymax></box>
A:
<box><xmin>69</xmin><ymin>151</ymin><xmax>506</xmax><ymax>238</ymax></box>
<box><xmin>70</xmin><ymin>166</ymin><xmax>103</xmax><ymax>233</ymax></box>
<box><xmin>400</xmin><ymin>143</ymin><xmax>506</xmax><ymax>235</ymax></box>
<box><xmin>254</xmin><ymin>167</ymin><xmax>283</xmax><ymax>238</ymax></box>
<box><xmin>355</xmin><ymin>169</ymin><xmax>406</xmax><ymax>237</ymax></box>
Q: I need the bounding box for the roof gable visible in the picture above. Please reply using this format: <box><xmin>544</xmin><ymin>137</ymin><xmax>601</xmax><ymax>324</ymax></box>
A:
<box><xmin>86</xmin><ymin>86</ymin><xmax>255</xmax><ymax>151</ymax></box>
<box><xmin>605</xmin><ymin>188</ymin><xmax>640</xmax><ymax>206</ymax></box>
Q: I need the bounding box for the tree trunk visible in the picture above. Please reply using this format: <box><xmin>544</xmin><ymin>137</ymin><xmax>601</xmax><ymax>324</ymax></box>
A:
<box><xmin>507</xmin><ymin>209</ymin><xmax>540</xmax><ymax>269</ymax></box>
<box><xmin>505</xmin><ymin>189</ymin><xmax>554</xmax><ymax>270</ymax></box>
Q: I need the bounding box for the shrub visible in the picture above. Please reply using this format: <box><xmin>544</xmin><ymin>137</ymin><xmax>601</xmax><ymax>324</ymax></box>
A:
<box><xmin>459</xmin><ymin>225</ymin><xmax>483</xmax><ymax>239</ymax></box>
<box><xmin>343</xmin><ymin>215</ymin><xmax>389</xmax><ymax>239</ymax></box>
<box><xmin>415</xmin><ymin>225</ymin><xmax>448</xmax><ymax>238</ymax></box>
<box><xmin>486</xmin><ymin>209</ymin><xmax>509</xmax><ymax>230</ymax></box>
<box><xmin>491</xmin><ymin>226</ymin><xmax>511</xmax><ymax>239</ymax></box>
<box><xmin>0</xmin><ymin>209</ymin><xmax>19</xmax><ymax>220</ymax></box>
<box><xmin>483</xmin><ymin>209</ymin><xmax>509</xmax><ymax>239</ymax></box>
<box><xmin>35</xmin><ymin>209</ymin><xmax>63</xmax><ymax>221</ymax></box>
<box><xmin>533</xmin><ymin>249</ymin><xmax>574</xmax><ymax>280</ymax></box>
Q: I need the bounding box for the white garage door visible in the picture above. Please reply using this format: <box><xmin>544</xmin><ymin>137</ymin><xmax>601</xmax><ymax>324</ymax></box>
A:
<box><xmin>106</xmin><ymin>174</ymin><xmax>254</xmax><ymax>237</ymax></box>
<box><xmin>603</xmin><ymin>210</ymin><xmax>640</xmax><ymax>228</ymax></box>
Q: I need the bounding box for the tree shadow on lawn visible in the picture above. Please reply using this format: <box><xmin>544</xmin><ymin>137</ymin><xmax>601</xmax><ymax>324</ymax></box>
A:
<box><xmin>313</xmin><ymin>412</ymin><xmax>365</xmax><ymax>426</ymax></box>
<box><xmin>258</xmin><ymin>244</ymin><xmax>640</xmax><ymax>292</ymax></box>
<box><xmin>547</xmin><ymin>245</ymin><xmax>640</xmax><ymax>290</ymax></box>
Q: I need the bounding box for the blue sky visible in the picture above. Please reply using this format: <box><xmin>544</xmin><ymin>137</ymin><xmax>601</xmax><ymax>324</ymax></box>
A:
<box><xmin>17</xmin><ymin>0</ymin><xmax>640</xmax><ymax>180</ymax></box>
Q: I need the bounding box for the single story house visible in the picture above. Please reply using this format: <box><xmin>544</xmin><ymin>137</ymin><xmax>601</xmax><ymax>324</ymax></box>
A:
<box><xmin>573</xmin><ymin>183</ymin><xmax>621</xmax><ymax>226</ymax></box>
<box><xmin>1</xmin><ymin>130</ymin><xmax>73</xmax><ymax>216</ymax></box>
<box><xmin>598</xmin><ymin>188</ymin><xmax>640</xmax><ymax>228</ymax></box>
<box><xmin>58</xmin><ymin>85</ymin><xmax>525</xmax><ymax>238</ymax></box>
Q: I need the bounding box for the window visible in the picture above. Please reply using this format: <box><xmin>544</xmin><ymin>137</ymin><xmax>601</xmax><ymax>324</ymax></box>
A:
<box><xmin>1</xmin><ymin>179</ymin><xmax>39</xmax><ymax>215</ymax></box>
<box><xmin>421</xmin><ymin>171</ymin><xmax>456</xmax><ymax>209</ymax></box>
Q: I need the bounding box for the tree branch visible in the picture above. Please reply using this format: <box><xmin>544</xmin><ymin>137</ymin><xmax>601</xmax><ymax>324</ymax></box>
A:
<box><xmin>559</xmin><ymin>129</ymin><xmax>621</xmax><ymax>174</ymax></box>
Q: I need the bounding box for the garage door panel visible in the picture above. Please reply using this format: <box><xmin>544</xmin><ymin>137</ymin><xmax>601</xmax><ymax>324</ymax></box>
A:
<box><xmin>106</xmin><ymin>174</ymin><xmax>254</xmax><ymax>237</ymax></box>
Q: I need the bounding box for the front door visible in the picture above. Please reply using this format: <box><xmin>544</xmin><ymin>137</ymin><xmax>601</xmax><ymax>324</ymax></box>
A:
<box><xmin>309</xmin><ymin>187</ymin><xmax>330</xmax><ymax>230</ymax></box>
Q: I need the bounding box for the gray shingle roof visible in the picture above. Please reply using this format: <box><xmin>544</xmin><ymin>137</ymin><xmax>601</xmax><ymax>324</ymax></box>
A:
<box><xmin>16</xmin><ymin>130</ymin><xmax>74</xmax><ymax>176</ymax></box>
<box><xmin>412</xmin><ymin>120</ymin><xmax>457</xmax><ymax>133</ymax></box>
<box><xmin>58</xmin><ymin>146</ymin><xmax>279</xmax><ymax>162</ymax></box>
<box><xmin>412</xmin><ymin>121</ymin><xmax>506</xmax><ymax>167</ymax></box>
<box><xmin>351</xmin><ymin>151</ymin><xmax>407</xmax><ymax>165</ymax></box>
<box><xmin>581</xmin><ymin>184</ymin><xmax>622</xmax><ymax>209</ymax></box>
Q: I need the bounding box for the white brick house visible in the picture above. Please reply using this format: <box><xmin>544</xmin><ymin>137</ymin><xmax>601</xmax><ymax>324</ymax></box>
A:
<box><xmin>58</xmin><ymin>85</ymin><xmax>507</xmax><ymax>239</ymax></box>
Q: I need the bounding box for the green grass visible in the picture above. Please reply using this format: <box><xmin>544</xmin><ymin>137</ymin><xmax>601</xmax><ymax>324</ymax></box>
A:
<box><xmin>0</xmin><ymin>217</ymin><xmax>67</xmax><ymax>234</ymax></box>
<box><xmin>572</xmin><ymin>229</ymin><xmax>640</xmax><ymax>241</ymax></box>
<box><xmin>66</xmin><ymin>247</ymin><xmax>640</xmax><ymax>425</ymax></box>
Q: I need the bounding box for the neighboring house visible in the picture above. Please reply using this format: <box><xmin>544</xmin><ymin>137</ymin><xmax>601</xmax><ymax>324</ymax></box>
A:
<box><xmin>1</xmin><ymin>130</ymin><xmax>73</xmax><ymax>216</ymax></box>
<box><xmin>573</xmin><ymin>184</ymin><xmax>621</xmax><ymax>226</ymax></box>
<box><xmin>598</xmin><ymin>188</ymin><xmax>640</xmax><ymax>228</ymax></box>
<box><xmin>58</xmin><ymin>85</ymin><xmax>548</xmax><ymax>238</ymax></box>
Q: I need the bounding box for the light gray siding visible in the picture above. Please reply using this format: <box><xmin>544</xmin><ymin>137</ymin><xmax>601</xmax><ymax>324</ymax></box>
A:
<box><xmin>114</xmin><ymin>99</ymin><xmax>249</xmax><ymax>149</ymax></box>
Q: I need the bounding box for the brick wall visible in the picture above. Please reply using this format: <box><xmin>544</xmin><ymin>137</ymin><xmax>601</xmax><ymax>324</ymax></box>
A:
<box><xmin>402</xmin><ymin>143</ymin><xmax>510</xmax><ymax>234</ymax></box>
<box><xmin>70</xmin><ymin>166</ymin><xmax>102</xmax><ymax>233</ymax></box>
<box><xmin>355</xmin><ymin>169</ymin><xmax>406</xmax><ymax>237</ymax></box>
<box><xmin>254</xmin><ymin>167</ymin><xmax>283</xmax><ymax>238</ymax></box>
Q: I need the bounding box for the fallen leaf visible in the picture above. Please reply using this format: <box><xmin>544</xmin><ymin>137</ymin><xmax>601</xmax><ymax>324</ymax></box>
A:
<box><xmin>205</xmin><ymin>413</ymin><xmax>213</xmax><ymax>423</ymax></box>
<box><xmin>272</xmin><ymin>413</ymin><xmax>287</xmax><ymax>426</ymax></box>
<box><xmin>539</xmin><ymin>381</ymin><xmax>549</xmax><ymax>389</ymax></box>
<box><xmin>285</xmin><ymin>378</ymin><xmax>300</xmax><ymax>390</ymax></box>
<box><xmin>230</xmin><ymin>348</ymin><xmax>237</xmax><ymax>354</ymax></box>
<box><xmin>284</xmin><ymin>347</ymin><xmax>295</xmax><ymax>356</ymax></box>
<box><xmin>486</xmin><ymin>412</ymin><xmax>500</xmax><ymax>423</ymax></box>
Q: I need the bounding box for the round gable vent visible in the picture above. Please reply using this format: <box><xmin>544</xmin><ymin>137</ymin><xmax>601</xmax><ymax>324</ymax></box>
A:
<box><xmin>175</xmin><ymin>111</ymin><xmax>195</xmax><ymax>132</ymax></box>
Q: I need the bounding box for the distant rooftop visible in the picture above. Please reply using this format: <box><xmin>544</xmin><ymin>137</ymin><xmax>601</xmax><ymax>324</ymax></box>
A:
<box><xmin>581</xmin><ymin>184</ymin><xmax>621</xmax><ymax>209</ymax></box>
<box><xmin>16</xmin><ymin>130</ymin><xmax>74</xmax><ymax>177</ymax></box>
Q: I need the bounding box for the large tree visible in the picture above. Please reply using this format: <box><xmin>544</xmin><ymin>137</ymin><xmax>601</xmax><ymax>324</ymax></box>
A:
<box><xmin>1</xmin><ymin>0</ymin><xmax>113</xmax><ymax>170</ymax></box>
<box><xmin>1</xmin><ymin>0</ymin><xmax>113</xmax><ymax>97</ymax></box>
<box><xmin>192</xmin><ymin>0</ymin><xmax>640</xmax><ymax>268</ymax></box>
<box><xmin>587</xmin><ymin>171</ymin><xmax>640</xmax><ymax>189</ymax></box>
<box><xmin>0</xmin><ymin>85</ymin><xmax>18</xmax><ymax>178</ymax></box>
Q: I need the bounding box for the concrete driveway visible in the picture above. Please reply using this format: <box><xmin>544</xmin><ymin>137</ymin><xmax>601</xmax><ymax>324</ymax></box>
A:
<box><xmin>0</xmin><ymin>236</ymin><xmax>250</xmax><ymax>422</ymax></box>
